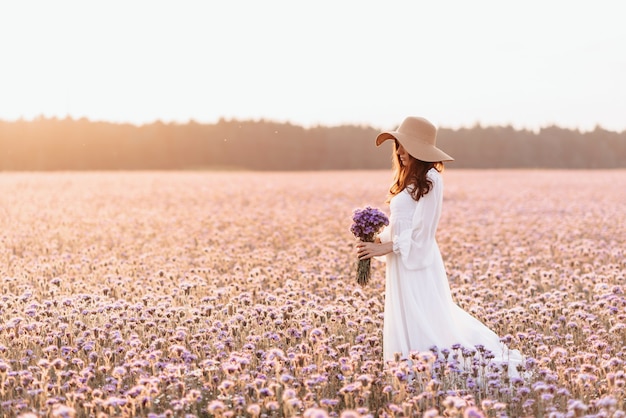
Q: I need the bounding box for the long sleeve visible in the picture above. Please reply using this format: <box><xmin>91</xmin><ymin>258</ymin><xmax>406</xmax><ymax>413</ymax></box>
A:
<box><xmin>391</xmin><ymin>171</ymin><xmax>443</xmax><ymax>270</ymax></box>
<box><xmin>373</xmin><ymin>224</ymin><xmax>392</xmax><ymax>263</ymax></box>
<box><xmin>378</xmin><ymin>224</ymin><xmax>391</xmax><ymax>243</ymax></box>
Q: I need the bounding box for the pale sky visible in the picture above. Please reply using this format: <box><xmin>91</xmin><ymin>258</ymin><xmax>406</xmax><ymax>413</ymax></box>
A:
<box><xmin>1</xmin><ymin>0</ymin><xmax>625</xmax><ymax>132</ymax></box>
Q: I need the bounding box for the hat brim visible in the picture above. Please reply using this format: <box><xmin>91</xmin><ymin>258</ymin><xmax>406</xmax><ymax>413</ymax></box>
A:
<box><xmin>376</xmin><ymin>132</ymin><xmax>454</xmax><ymax>162</ymax></box>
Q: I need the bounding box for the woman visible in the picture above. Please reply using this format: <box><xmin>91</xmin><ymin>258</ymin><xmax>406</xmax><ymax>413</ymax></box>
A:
<box><xmin>356</xmin><ymin>116</ymin><xmax>523</xmax><ymax>376</ymax></box>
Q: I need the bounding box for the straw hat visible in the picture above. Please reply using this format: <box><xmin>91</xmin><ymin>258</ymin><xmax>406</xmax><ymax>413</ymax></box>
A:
<box><xmin>375</xmin><ymin>116</ymin><xmax>454</xmax><ymax>162</ymax></box>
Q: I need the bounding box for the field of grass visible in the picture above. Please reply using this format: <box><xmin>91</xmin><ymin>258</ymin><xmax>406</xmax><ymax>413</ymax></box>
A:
<box><xmin>0</xmin><ymin>169</ymin><xmax>625</xmax><ymax>417</ymax></box>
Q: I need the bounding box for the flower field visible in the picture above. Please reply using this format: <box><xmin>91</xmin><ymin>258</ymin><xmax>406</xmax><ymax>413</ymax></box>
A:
<box><xmin>0</xmin><ymin>169</ymin><xmax>625</xmax><ymax>418</ymax></box>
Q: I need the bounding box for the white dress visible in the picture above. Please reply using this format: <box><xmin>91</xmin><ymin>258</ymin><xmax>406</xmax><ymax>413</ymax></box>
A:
<box><xmin>377</xmin><ymin>168</ymin><xmax>523</xmax><ymax>375</ymax></box>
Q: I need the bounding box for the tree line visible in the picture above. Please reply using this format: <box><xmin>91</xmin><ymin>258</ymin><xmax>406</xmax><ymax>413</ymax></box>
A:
<box><xmin>1</xmin><ymin>116</ymin><xmax>625</xmax><ymax>170</ymax></box>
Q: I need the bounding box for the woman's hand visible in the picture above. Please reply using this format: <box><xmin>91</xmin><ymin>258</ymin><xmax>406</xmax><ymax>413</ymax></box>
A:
<box><xmin>356</xmin><ymin>240</ymin><xmax>393</xmax><ymax>260</ymax></box>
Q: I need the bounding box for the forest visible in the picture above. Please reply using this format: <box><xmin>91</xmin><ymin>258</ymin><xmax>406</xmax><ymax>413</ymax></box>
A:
<box><xmin>1</xmin><ymin>116</ymin><xmax>625</xmax><ymax>170</ymax></box>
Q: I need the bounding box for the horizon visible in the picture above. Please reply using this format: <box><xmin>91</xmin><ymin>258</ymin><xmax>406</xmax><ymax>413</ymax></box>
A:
<box><xmin>2</xmin><ymin>114</ymin><xmax>624</xmax><ymax>134</ymax></box>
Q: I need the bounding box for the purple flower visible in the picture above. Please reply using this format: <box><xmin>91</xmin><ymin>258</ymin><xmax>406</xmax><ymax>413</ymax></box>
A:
<box><xmin>351</xmin><ymin>206</ymin><xmax>389</xmax><ymax>286</ymax></box>
<box><xmin>350</xmin><ymin>206</ymin><xmax>389</xmax><ymax>241</ymax></box>
<box><xmin>463</xmin><ymin>407</ymin><xmax>486</xmax><ymax>418</ymax></box>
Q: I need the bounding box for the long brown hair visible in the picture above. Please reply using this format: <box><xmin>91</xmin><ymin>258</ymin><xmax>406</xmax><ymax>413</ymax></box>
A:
<box><xmin>387</xmin><ymin>139</ymin><xmax>443</xmax><ymax>203</ymax></box>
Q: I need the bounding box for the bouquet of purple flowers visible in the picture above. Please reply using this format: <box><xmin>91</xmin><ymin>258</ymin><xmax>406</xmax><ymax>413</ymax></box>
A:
<box><xmin>350</xmin><ymin>206</ymin><xmax>389</xmax><ymax>285</ymax></box>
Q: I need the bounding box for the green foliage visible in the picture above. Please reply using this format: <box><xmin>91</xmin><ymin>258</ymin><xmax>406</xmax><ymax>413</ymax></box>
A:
<box><xmin>1</xmin><ymin>117</ymin><xmax>625</xmax><ymax>170</ymax></box>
